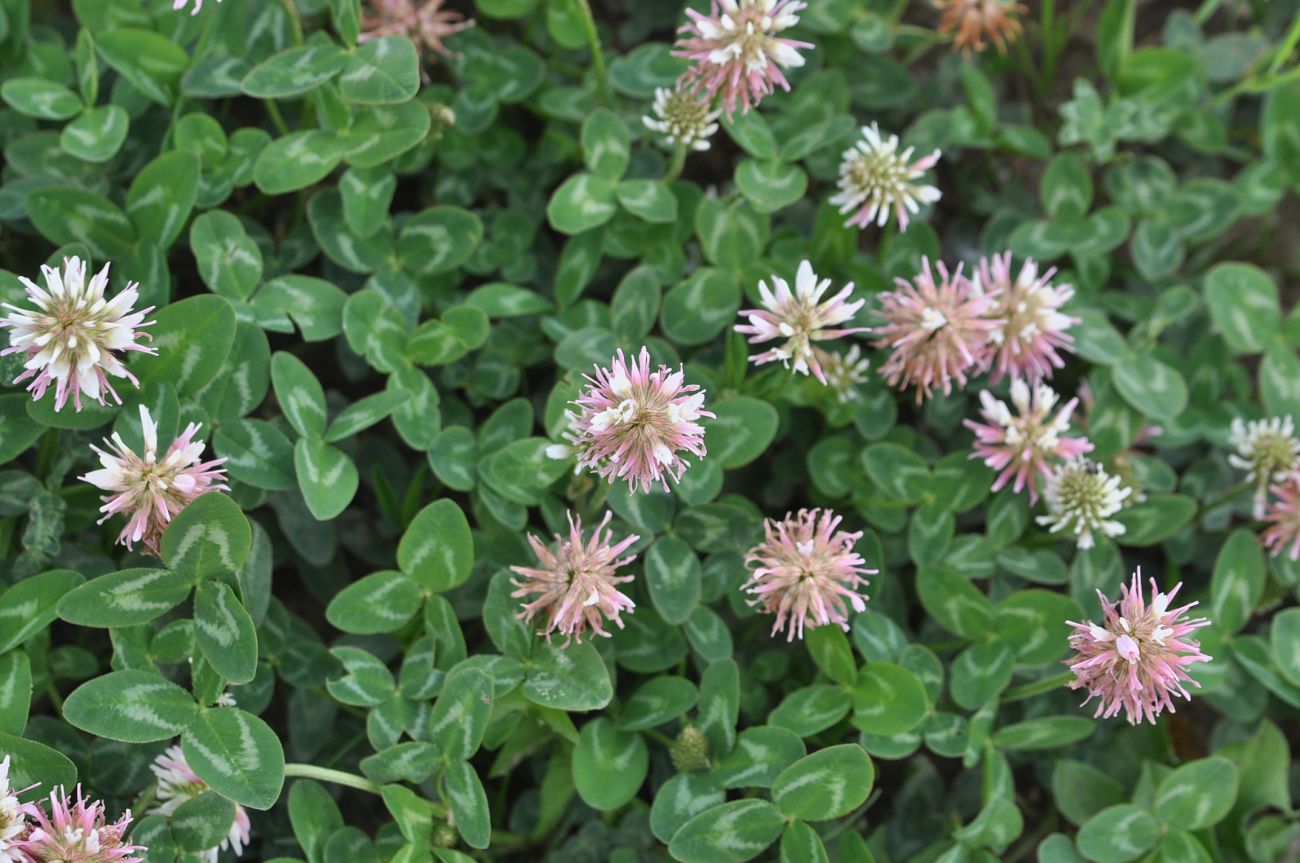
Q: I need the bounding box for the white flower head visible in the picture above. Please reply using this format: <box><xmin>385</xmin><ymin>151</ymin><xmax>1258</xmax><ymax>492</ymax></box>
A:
<box><xmin>1228</xmin><ymin>415</ymin><xmax>1300</xmax><ymax>517</ymax></box>
<box><xmin>149</xmin><ymin>746</ymin><xmax>249</xmax><ymax>863</ymax></box>
<box><xmin>1</xmin><ymin>755</ymin><xmax>29</xmax><ymax>863</ymax></box>
<box><xmin>829</xmin><ymin>123</ymin><xmax>942</xmax><ymax>232</ymax></box>
<box><xmin>642</xmin><ymin>84</ymin><xmax>722</xmax><ymax>152</ymax></box>
<box><xmin>1036</xmin><ymin>457</ymin><xmax>1132</xmax><ymax>549</ymax></box>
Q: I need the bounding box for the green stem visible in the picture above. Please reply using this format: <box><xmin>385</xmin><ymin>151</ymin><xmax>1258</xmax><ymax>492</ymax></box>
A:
<box><xmin>1192</xmin><ymin>0</ymin><xmax>1225</xmax><ymax>25</ymax></box>
<box><xmin>924</xmin><ymin>638</ymin><xmax>975</xmax><ymax>653</ymax></box>
<box><xmin>282</xmin><ymin>764</ymin><xmax>385</xmax><ymax>795</ymax></box>
<box><xmin>1267</xmin><ymin>10</ymin><xmax>1300</xmax><ymax>74</ymax></box>
<box><xmin>663</xmin><ymin>143</ymin><xmax>687</xmax><ymax>183</ymax></box>
<box><xmin>280</xmin><ymin>0</ymin><xmax>305</xmax><ymax>47</ymax></box>
<box><xmin>1200</xmin><ymin>481</ymin><xmax>1253</xmax><ymax>515</ymax></box>
<box><xmin>574</xmin><ymin>0</ymin><xmax>611</xmax><ymax>105</ymax></box>
<box><xmin>1002</xmin><ymin>671</ymin><xmax>1073</xmax><ymax>703</ymax></box>
<box><xmin>34</xmin><ymin>428</ymin><xmax>61</xmax><ymax>482</ymax></box>
<box><xmin>265</xmin><ymin>100</ymin><xmax>291</xmax><ymax>136</ymax></box>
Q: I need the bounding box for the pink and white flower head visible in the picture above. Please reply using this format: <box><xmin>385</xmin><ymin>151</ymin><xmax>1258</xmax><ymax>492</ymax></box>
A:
<box><xmin>361</xmin><ymin>0</ymin><xmax>474</xmax><ymax>64</ymax></box>
<box><xmin>973</xmin><ymin>252</ymin><xmax>1078</xmax><ymax>385</ymax></box>
<box><xmin>735</xmin><ymin>261</ymin><xmax>868</xmax><ymax>384</ymax></box>
<box><xmin>1261</xmin><ymin>472</ymin><xmax>1300</xmax><ymax>561</ymax></box>
<box><xmin>743</xmin><ymin>508</ymin><xmax>876</xmax><ymax>641</ymax></box>
<box><xmin>871</xmin><ymin>258</ymin><xmax>1002</xmax><ymax>403</ymax></box>
<box><xmin>148</xmin><ymin>746</ymin><xmax>249</xmax><ymax>863</ymax></box>
<box><xmin>673</xmin><ymin>0</ymin><xmax>812</xmax><ymax>117</ymax></box>
<box><xmin>829</xmin><ymin>124</ymin><xmax>942</xmax><ymax>232</ymax></box>
<box><xmin>964</xmin><ymin>379</ymin><xmax>1093</xmax><ymax>504</ymax></box>
<box><xmin>1066</xmin><ymin>569</ymin><xmax>1211</xmax><ymax>725</ymax></box>
<box><xmin>1</xmin><ymin>756</ymin><xmax>30</xmax><ymax>863</ymax></box>
<box><xmin>565</xmin><ymin>347</ymin><xmax>713</xmax><ymax>493</ymax></box>
<box><xmin>0</xmin><ymin>256</ymin><xmax>155</xmax><ymax>412</ymax></box>
<box><xmin>1037</xmin><ymin>457</ymin><xmax>1131</xmax><ymax>550</ymax></box>
<box><xmin>511</xmin><ymin>511</ymin><xmax>639</xmax><ymax>644</ymax></box>
<box><xmin>1228</xmin><ymin>416</ymin><xmax>1300</xmax><ymax>518</ymax></box>
<box><xmin>173</xmin><ymin>0</ymin><xmax>219</xmax><ymax>12</ymax></box>
<box><xmin>17</xmin><ymin>787</ymin><xmax>143</xmax><ymax>863</ymax></box>
<box><xmin>820</xmin><ymin>345</ymin><xmax>871</xmax><ymax>403</ymax></box>
<box><xmin>81</xmin><ymin>405</ymin><xmax>229</xmax><ymax>555</ymax></box>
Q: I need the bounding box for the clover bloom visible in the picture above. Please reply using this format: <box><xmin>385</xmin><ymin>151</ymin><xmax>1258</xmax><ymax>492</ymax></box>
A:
<box><xmin>829</xmin><ymin>124</ymin><xmax>941</xmax><ymax>232</ymax></box>
<box><xmin>1</xmin><ymin>256</ymin><xmax>155</xmax><ymax>412</ymax></box>
<box><xmin>1066</xmin><ymin>569</ymin><xmax>1211</xmax><ymax>725</ymax></box>
<box><xmin>674</xmin><ymin>0</ymin><xmax>812</xmax><ymax>117</ymax></box>
<box><xmin>965</xmin><ymin>380</ymin><xmax>1093</xmax><ymax>504</ymax></box>
<box><xmin>81</xmin><ymin>405</ymin><xmax>229</xmax><ymax>555</ymax></box>
<box><xmin>642</xmin><ymin>83</ymin><xmax>722</xmax><ymax>152</ymax></box>
<box><xmin>871</xmin><ymin>258</ymin><xmax>1002</xmax><ymax>403</ymax></box>
<box><xmin>511</xmin><ymin>511</ymin><xmax>639</xmax><ymax>643</ymax></box>
<box><xmin>361</xmin><ymin>0</ymin><xmax>474</xmax><ymax>63</ymax></box>
<box><xmin>735</xmin><ymin>260</ymin><xmax>867</xmax><ymax>384</ymax></box>
<box><xmin>820</xmin><ymin>345</ymin><xmax>871</xmax><ymax>403</ymax></box>
<box><xmin>974</xmin><ymin>252</ymin><xmax>1077</xmax><ymax>385</ymax></box>
<box><xmin>743</xmin><ymin>508</ymin><xmax>876</xmax><ymax>641</ymax></box>
<box><xmin>1037</xmin><ymin>457</ymin><xmax>1131</xmax><ymax>549</ymax></box>
<box><xmin>147</xmin><ymin>746</ymin><xmax>249</xmax><ymax>863</ymax></box>
<box><xmin>1</xmin><ymin>757</ymin><xmax>29</xmax><ymax>863</ymax></box>
<box><xmin>566</xmin><ymin>347</ymin><xmax>712</xmax><ymax>493</ymax></box>
<box><xmin>1261</xmin><ymin>472</ymin><xmax>1300</xmax><ymax>560</ymax></box>
<box><xmin>17</xmin><ymin>787</ymin><xmax>143</xmax><ymax>863</ymax></box>
<box><xmin>1228</xmin><ymin>416</ymin><xmax>1300</xmax><ymax>518</ymax></box>
<box><xmin>173</xmin><ymin>0</ymin><xmax>219</xmax><ymax>12</ymax></box>
<box><xmin>935</xmin><ymin>0</ymin><xmax>1026</xmax><ymax>54</ymax></box>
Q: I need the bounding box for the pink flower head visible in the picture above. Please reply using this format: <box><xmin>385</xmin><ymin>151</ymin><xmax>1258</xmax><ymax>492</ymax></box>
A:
<box><xmin>361</xmin><ymin>0</ymin><xmax>474</xmax><ymax>65</ymax></box>
<box><xmin>871</xmin><ymin>258</ymin><xmax>1003</xmax><ymax>403</ymax></box>
<box><xmin>964</xmin><ymin>379</ymin><xmax>1093</xmax><ymax>504</ymax></box>
<box><xmin>974</xmin><ymin>252</ymin><xmax>1078</xmax><ymax>385</ymax></box>
<box><xmin>743</xmin><ymin>508</ymin><xmax>876</xmax><ymax>641</ymax></box>
<box><xmin>81</xmin><ymin>405</ymin><xmax>229</xmax><ymax>555</ymax></box>
<box><xmin>173</xmin><ymin>0</ymin><xmax>219</xmax><ymax>12</ymax></box>
<box><xmin>17</xmin><ymin>787</ymin><xmax>143</xmax><ymax>863</ymax></box>
<box><xmin>673</xmin><ymin>0</ymin><xmax>813</xmax><ymax>117</ymax></box>
<box><xmin>829</xmin><ymin>124</ymin><xmax>942</xmax><ymax>232</ymax></box>
<box><xmin>148</xmin><ymin>746</ymin><xmax>248</xmax><ymax>863</ymax></box>
<box><xmin>511</xmin><ymin>511</ymin><xmax>640</xmax><ymax>644</ymax></box>
<box><xmin>936</xmin><ymin>0</ymin><xmax>1026</xmax><ymax>54</ymax></box>
<box><xmin>566</xmin><ymin>347</ymin><xmax>713</xmax><ymax>493</ymax></box>
<box><xmin>1</xmin><ymin>756</ymin><xmax>32</xmax><ymax>863</ymax></box>
<box><xmin>1</xmin><ymin>256</ymin><xmax>156</xmax><ymax>412</ymax></box>
<box><xmin>1261</xmin><ymin>472</ymin><xmax>1300</xmax><ymax>561</ymax></box>
<box><xmin>735</xmin><ymin>260</ymin><xmax>868</xmax><ymax>385</ymax></box>
<box><xmin>1066</xmin><ymin>569</ymin><xmax>1212</xmax><ymax>725</ymax></box>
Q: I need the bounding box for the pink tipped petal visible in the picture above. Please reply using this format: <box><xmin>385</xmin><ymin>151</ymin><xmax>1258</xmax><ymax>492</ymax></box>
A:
<box><xmin>973</xmin><ymin>251</ymin><xmax>1079</xmax><ymax>386</ymax></box>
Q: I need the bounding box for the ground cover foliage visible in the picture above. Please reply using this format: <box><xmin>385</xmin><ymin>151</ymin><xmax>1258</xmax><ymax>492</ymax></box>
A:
<box><xmin>0</xmin><ymin>0</ymin><xmax>1299</xmax><ymax>862</ymax></box>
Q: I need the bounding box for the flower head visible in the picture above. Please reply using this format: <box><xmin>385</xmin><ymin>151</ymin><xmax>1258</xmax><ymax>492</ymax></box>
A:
<box><xmin>1066</xmin><ymin>569</ymin><xmax>1211</xmax><ymax>725</ymax></box>
<box><xmin>1</xmin><ymin>257</ymin><xmax>155</xmax><ymax>412</ymax></box>
<box><xmin>643</xmin><ymin>84</ymin><xmax>722</xmax><ymax>152</ymax></box>
<box><xmin>360</xmin><ymin>0</ymin><xmax>474</xmax><ymax>63</ymax></box>
<box><xmin>511</xmin><ymin>511</ymin><xmax>639</xmax><ymax>643</ymax></box>
<box><xmin>1261</xmin><ymin>472</ymin><xmax>1300</xmax><ymax>561</ymax></box>
<box><xmin>936</xmin><ymin>0</ymin><xmax>1026</xmax><ymax>54</ymax></box>
<box><xmin>1228</xmin><ymin>416</ymin><xmax>1300</xmax><ymax>518</ymax></box>
<box><xmin>565</xmin><ymin>347</ymin><xmax>713</xmax><ymax>493</ymax></box>
<box><xmin>147</xmin><ymin>746</ymin><xmax>248</xmax><ymax>863</ymax></box>
<box><xmin>1</xmin><ymin>757</ymin><xmax>31</xmax><ymax>863</ymax></box>
<box><xmin>173</xmin><ymin>0</ymin><xmax>219</xmax><ymax>13</ymax></box>
<box><xmin>735</xmin><ymin>261</ymin><xmax>867</xmax><ymax>384</ymax></box>
<box><xmin>743</xmin><ymin>508</ymin><xmax>876</xmax><ymax>641</ymax></box>
<box><xmin>829</xmin><ymin>124</ymin><xmax>942</xmax><ymax>232</ymax></box>
<box><xmin>820</xmin><ymin>345</ymin><xmax>871</xmax><ymax>402</ymax></box>
<box><xmin>974</xmin><ymin>252</ymin><xmax>1078</xmax><ymax>385</ymax></box>
<box><xmin>871</xmin><ymin>258</ymin><xmax>1003</xmax><ymax>403</ymax></box>
<box><xmin>1037</xmin><ymin>457</ymin><xmax>1131</xmax><ymax>549</ymax></box>
<box><xmin>17</xmin><ymin>787</ymin><xmax>143</xmax><ymax>863</ymax></box>
<box><xmin>965</xmin><ymin>380</ymin><xmax>1093</xmax><ymax>504</ymax></box>
<box><xmin>674</xmin><ymin>0</ymin><xmax>812</xmax><ymax>117</ymax></box>
<box><xmin>81</xmin><ymin>405</ymin><xmax>229</xmax><ymax>555</ymax></box>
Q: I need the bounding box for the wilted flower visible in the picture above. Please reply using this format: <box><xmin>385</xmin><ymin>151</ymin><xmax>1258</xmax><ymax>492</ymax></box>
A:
<box><xmin>1228</xmin><ymin>416</ymin><xmax>1300</xmax><ymax>517</ymax></box>
<box><xmin>974</xmin><ymin>252</ymin><xmax>1078</xmax><ymax>385</ymax></box>
<box><xmin>935</xmin><ymin>0</ymin><xmax>1026</xmax><ymax>54</ymax></box>
<box><xmin>735</xmin><ymin>261</ymin><xmax>867</xmax><ymax>384</ymax></box>
<box><xmin>148</xmin><ymin>746</ymin><xmax>248</xmax><ymax>863</ymax></box>
<box><xmin>565</xmin><ymin>347</ymin><xmax>712</xmax><ymax>493</ymax></box>
<box><xmin>820</xmin><ymin>345</ymin><xmax>871</xmax><ymax>402</ymax></box>
<box><xmin>643</xmin><ymin>84</ymin><xmax>722</xmax><ymax>152</ymax></box>
<box><xmin>829</xmin><ymin>124</ymin><xmax>942</xmax><ymax>232</ymax></box>
<box><xmin>871</xmin><ymin>258</ymin><xmax>1002</xmax><ymax>403</ymax></box>
<box><xmin>1066</xmin><ymin>569</ymin><xmax>1211</xmax><ymax>725</ymax></box>
<box><xmin>1037</xmin><ymin>457</ymin><xmax>1131</xmax><ymax>549</ymax></box>
<box><xmin>674</xmin><ymin>0</ymin><xmax>812</xmax><ymax>117</ymax></box>
<box><xmin>81</xmin><ymin>405</ymin><xmax>229</xmax><ymax>555</ymax></box>
<box><xmin>173</xmin><ymin>0</ymin><xmax>219</xmax><ymax>13</ymax></box>
<box><xmin>17</xmin><ymin>787</ymin><xmax>143</xmax><ymax>863</ymax></box>
<box><xmin>511</xmin><ymin>511</ymin><xmax>639</xmax><ymax>643</ymax></box>
<box><xmin>361</xmin><ymin>0</ymin><xmax>474</xmax><ymax>64</ymax></box>
<box><xmin>0</xmin><ymin>256</ymin><xmax>155</xmax><ymax>412</ymax></box>
<box><xmin>1</xmin><ymin>756</ymin><xmax>29</xmax><ymax>863</ymax></box>
<box><xmin>1261</xmin><ymin>472</ymin><xmax>1300</xmax><ymax>561</ymax></box>
<box><xmin>965</xmin><ymin>380</ymin><xmax>1093</xmax><ymax>504</ymax></box>
<box><xmin>743</xmin><ymin>508</ymin><xmax>876</xmax><ymax>641</ymax></box>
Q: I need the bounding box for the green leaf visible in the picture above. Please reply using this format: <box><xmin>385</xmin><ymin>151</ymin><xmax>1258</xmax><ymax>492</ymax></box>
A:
<box><xmin>127</xmin><ymin>150</ymin><xmax>199</xmax><ymax>249</ymax></box>
<box><xmin>289</xmin><ymin>780</ymin><xmax>344</xmax><ymax>863</ymax></box>
<box><xmin>1153</xmin><ymin>757</ymin><xmax>1238</xmax><ymax>830</ymax></box>
<box><xmin>397</xmin><ymin>206</ymin><xmax>484</xmax><ymax>276</ymax></box>
<box><xmin>916</xmin><ymin>564</ymin><xmax>994</xmax><ymax>638</ymax></box>
<box><xmin>171</xmin><ymin>792</ymin><xmax>238</xmax><ymax>853</ymax></box>
<box><xmin>949</xmin><ymin>642</ymin><xmax>1014</xmax><ymax>709</ymax></box>
<box><xmin>324</xmin><ymin>389</ymin><xmax>404</xmax><ymax>442</ymax></box>
<box><xmin>1203</xmin><ymin>262</ymin><xmax>1280</xmax><ymax>354</ymax></box>
<box><xmin>668</xmin><ymin>799</ymin><xmax>784</xmax><ymax>863</ymax></box>
<box><xmin>0</xmin><ymin>569</ymin><xmax>85</xmax><ymax>653</ymax></box>
<box><xmin>1052</xmin><ymin>760</ymin><xmax>1125</xmax><ymax>827</ymax></box>
<box><xmin>133</xmin><ymin>295</ymin><xmax>236</xmax><ymax>396</ymax></box>
<box><xmin>769</xmin><ymin>686</ymin><xmax>852</xmax><ymax>738</ymax></box>
<box><xmin>850</xmin><ymin>662</ymin><xmax>930</xmax><ymax>736</ymax></box>
<box><xmin>645</xmin><ymin>535</ymin><xmax>702</xmax><ymax>626</ymax></box>
<box><xmin>56</xmin><ymin>567</ymin><xmax>190</xmax><ymax>628</ymax></box>
<box><xmin>660</xmin><ymin>268</ymin><xmax>741</xmax><ymax>346</ymax></box>
<box><xmin>1271</xmin><ymin>608</ymin><xmax>1300</xmax><ymax>688</ymax></box>
<box><xmin>443</xmin><ymin>759</ymin><xmax>490</xmax><ymax>849</ymax></box>
<box><xmin>326</xmin><ymin>646</ymin><xmax>395</xmax><ymax>706</ymax></box>
<box><xmin>191</xmin><ymin>210</ymin><xmax>263</xmax><ymax>301</ymax></box>
<box><xmin>547</xmin><ymin>172</ymin><xmax>619</xmax><ymax>235</ymax></box>
<box><xmin>25</xmin><ymin>187</ymin><xmax>135</xmax><ymax>259</ymax></box>
<box><xmin>582</xmin><ymin>108</ymin><xmax>630</xmax><ymax>180</ymax></box>
<box><xmin>616</xmin><ymin>179</ymin><xmax>678</xmax><ymax>223</ymax></box>
<box><xmin>771</xmin><ymin>744</ymin><xmax>874</xmax><ymax>821</ymax></box>
<box><xmin>0</xmin><ymin>396</ymin><xmax>43</xmax><ymax>463</ymax></box>
<box><xmin>59</xmin><ymin>104</ymin><xmax>128</xmax><ymax>162</ymax></box>
<box><xmin>194</xmin><ymin>580</ymin><xmax>258</xmax><ymax>684</ymax></box>
<box><xmin>523</xmin><ymin>641</ymin><xmax>613</xmax><ymax>711</ymax></box>
<box><xmin>63</xmin><ymin>670</ymin><xmax>198</xmax><ymax>743</ymax></box>
<box><xmin>252</xmin><ymin>276</ymin><xmax>347</xmax><ymax>342</ymax></box>
<box><xmin>253</xmin><ymin>131</ymin><xmax>347</xmax><ymax>195</ymax></box>
<box><xmin>619</xmin><ymin>676</ymin><xmax>699</xmax><ymax>731</ymax></box>
<box><xmin>1</xmin><ymin>77</ymin><xmax>82</xmax><ymax>119</ymax></box>
<box><xmin>429</xmin><ymin>664</ymin><xmax>493</xmax><ymax>761</ymax></box>
<box><xmin>573</xmin><ymin>717</ymin><xmax>649</xmax><ymax>810</ymax></box>
<box><xmin>862</xmin><ymin>443</ymin><xmax>930</xmax><ymax>501</ymax></box>
<box><xmin>695</xmin><ymin>198</ymin><xmax>768</xmax><ymax>271</ymax></box>
<box><xmin>0</xmin><ymin>652</ymin><xmax>31</xmax><ymax>736</ymax></box>
<box><xmin>804</xmin><ymin>626</ymin><xmax>857</xmax><ymax>687</ymax></box>
<box><xmin>344</xmin><ymin>100</ymin><xmax>433</xmax><ymax>168</ymax></box>
<box><xmin>705</xmin><ymin>398</ymin><xmax>779</xmax><ymax>468</ymax></box>
<box><xmin>715</xmin><ymin>725</ymin><xmax>805</xmax><ymax>789</ymax></box>
<box><xmin>183</xmin><ymin>707</ymin><xmax>285</xmax><ymax>810</ymax></box>
<box><xmin>1210</xmin><ymin>528</ymin><xmax>1266</xmax><ymax>635</ymax></box>
<box><xmin>1076</xmin><ymin>805</ymin><xmax>1160</xmax><ymax>863</ymax></box>
<box><xmin>428</xmin><ymin>427</ymin><xmax>478</xmax><ymax>491</ymax></box>
<box><xmin>779</xmin><ymin>821</ymin><xmax>830</xmax><ymax>863</ymax></box>
<box><xmin>698</xmin><ymin>658</ymin><xmax>740</xmax><ymax>756</ymax></box>
<box><xmin>995</xmin><ymin>589</ymin><xmax>1082</xmax><ymax>665</ymax></box>
<box><xmin>465</xmin><ymin>282</ymin><xmax>553</xmax><ymax>318</ymax></box>
<box><xmin>735</xmin><ymin>159</ymin><xmax>808</xmax><ymax>213</ymax></box>
<box><xmin>214</xmin><ymin>419</ymin><xmax>296</xmax><ymax>490</ymax></box>
<box><xmin>993</xmin><ymin>716</ymin><xmax>1095</xmax><ymax>751</ymax></box>
<box><xmin>0</xmin><ymin>733</ymin><xmax>77</xmax><ymax>796</ymax></box>
<box><xmin>651</xmin><ymin>773</ymin><xmax>726</xmax><ymax>844</ymax></box>
<box><xmin>96</xmin><ymin>28</ymin><xmax>188</xmax><ymax>106</ymax></box>
<box><xmin>294</xmin><ymin>439</ymin><xmax>359</xmax><ymax>521</ymax></box>
<box><xmin>724</xmin><ymin>111</ymin><xmax>779</xmax><ymax>159</ymax></box>
<box><xmin>272</xmin><ymin>352</ymin><xmax>328</xmax><ymax>439</ymax></box>
<box><xmin>339</xmin><ymin>36</ymin><xmax>419</xmax><ymax>103</ymax></box>
<box><xmin>1260</xmin><ymin>343</ymin><xmax>1300</xmax><ymax>418</ymax></box>
<box><xmin>242</xmin><ymin>42</ymin><xmax>349</xmax><ymax>99</ymax></box>
<box><xmin>1112</xmin><ymin>354</ymin><xmax>1188</xmax><ymax>420</ymax></box>
<box><xmin>326</xmin><ymin>570</ymin><xmax>422</xmax><ymax>634</ymax></box>
<box><xmin>398</xmin><ymin>500</ymin><xmax>474</xmax><ymax>592</ymax></box>
<box><xmin>1113</xmin><ymin>494</ymin><xmax>1196</xmax><ymax>546</ymax></box>
<box><xmin>161</xmin><ymin>492</ymin><xmax>252</xmax><ymax>582</ymax></box>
